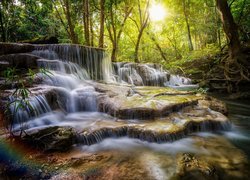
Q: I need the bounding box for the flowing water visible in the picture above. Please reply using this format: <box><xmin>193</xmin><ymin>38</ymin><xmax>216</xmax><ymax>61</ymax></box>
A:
<box><xmin>213</xmin><ymin>96</ymin><xmax>250</xmax><ymax>159</ymax></box>
<box><xmin>4</xmin><ymin>45</ymin><xmax>250</xmax><ymax>179</ymax></box>
<box><xmin>9</xmin><ymin>45</ymin><xmax>248</xmax><ymax>148</ymax></box>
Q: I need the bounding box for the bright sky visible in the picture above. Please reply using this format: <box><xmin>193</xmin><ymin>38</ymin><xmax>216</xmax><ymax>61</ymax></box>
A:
<box><xmin>149</xmin><ymin>3</ymin><xmax>167</xmax><ymax>22</ymax></box>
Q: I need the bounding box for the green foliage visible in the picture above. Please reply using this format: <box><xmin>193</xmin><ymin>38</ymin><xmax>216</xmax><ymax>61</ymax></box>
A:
<box><xmin>0</xmin><ymin>0</ymin><xmax>249</xmax><ymax>67</ymax></box>
<box><xmin>163</xmin><ymin>45</ymin><xmax>220</xmax><ymax>74</ymax></box>
<box><xmin>194</xmin><ymin>87</ymin><xmax>209</xmax><ymax>94</ymax></box>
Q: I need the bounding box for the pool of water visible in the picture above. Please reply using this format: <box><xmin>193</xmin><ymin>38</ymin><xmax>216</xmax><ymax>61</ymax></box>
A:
<box><xmin>220</xmin><ymin>97</ymin><xmax>250</xmax><ymax>159</ymax></box>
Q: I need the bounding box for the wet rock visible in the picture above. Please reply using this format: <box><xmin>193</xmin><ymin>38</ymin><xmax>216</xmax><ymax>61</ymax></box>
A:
<box><xmin>0</xmin><ymin>43</ymin><xmax>35</xmax><ymax>55</ymax></box>
<box><xmin>50</xmin><ymin>173</ymin><xmax>82</xmax><ymax>180</ymax></box>
<box><xmin>76</xmin><ymin>108</ymin><xmax>230</xmax><ymax>145</ymax></box>
<box><xmin>43</xmin><ymin>87</ymin><xmax>69</xmax><ymax>111</ymax></box>
<box><xmin>176</xmin><ymin>153</ymin><xmax>218</xmax><ymax>180</ymax></box>
<box><xmin>198</xmin><ymin>96</ymin><xmax>228</xmax><ymax>115</ymax></box>
<box><xmin>96</xmin><ymin>84</ymin><xmax>199</xmax><ymax>119</ymax></box>
<box><xmin>136</xmin><ymin>64</ymin><xmax>168</xmax><ymax>86</ymax></box>
<box><xmin>0</xmin><ymin>53</ymin><xmax>40</xmax><ymax>71</ymax></box>
<box><xmin>23</xmin><ymin>126</ymin><xmax>78</xmax><ymax>152</ymax></box>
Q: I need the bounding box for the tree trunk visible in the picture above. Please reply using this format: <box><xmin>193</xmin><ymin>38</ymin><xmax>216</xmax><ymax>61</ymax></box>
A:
<box><xmin>107</xmin><ymin>3</ymin><xmax>132</xmax><ymax>62</ymax></box>
<box><xmin>99</xmin><ymin>0</ymin><xmax>105</xmax><ymax>48</ymax></box>
<box><xmin>53</xmin><ymin>1</ymin><xmax>71</xmax><ymax>38</ymax></box>
<box><xmin>182</xmin><ymin>0</ymin><xmax>193</xmax><ymax>51</ymax></box>
<box><xmin>111</xmin><ymin>41</ymin><xmax>117</xmax><ymax>62</ymax></box>
<box><xmin>64</xmin><ymin>0</ymin><xmax>78</xmax><ymax>44</ymax></box>
<box><xmin>134</xmin><ymin>30</ymin><xmax>143</xmax><ymax>63</ymax></box>
<box><xmin>90</xmin><ymin>11</ymin><xmax>94</xmax><ymax>46</ymax></box>
<box><xmin>216</xmin><ymin>0</ymin><xmax>240</xmax><ymax>59</ymax></box>
<box><xmin>134</xmin><ymin>0</ymin><xmax>149</xmax><ymax>63</ymax></box>
<box><xmin>83</xmin><ymin>0</ymin><xmax>90</xmax><ymax>46</ymax></box>
<box><xmin>0</xmin><ymin>2</ymin><xmax>5</xmax><ymax>42</ymax></box>
<box><xmin>147</xmin><ymin>32</ymin><xmax>167</xmax><ymax>62</ymax></box>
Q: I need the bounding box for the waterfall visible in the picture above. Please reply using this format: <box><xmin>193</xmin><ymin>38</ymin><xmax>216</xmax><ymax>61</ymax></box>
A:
<box><xmin>113</xmin><ymin>62</ymin><xmax>198</xmax><ymax>88</ymax></box>
<box><xmin>9</xmin><ymin>95</ymin><xmax>51</xmax><ymax>127</ymax></box>
<box><xmin>32</xmin><ymin>44</ymin><xmax>107</xmax><ymax>80</ymax></box>
<box><xmin>164</xmin><ymin>75</ymin><xmax>199</xmax><ymax>89</ymax></box>
<box><xmin>32</xmin><ymin>45</ymin><xmax>198</xmax><ymax>89</ymax></box>
<box><xmin>37</xmin><ymin>59</ymin><xmax>90</xmax><ymax>80</ymax></box>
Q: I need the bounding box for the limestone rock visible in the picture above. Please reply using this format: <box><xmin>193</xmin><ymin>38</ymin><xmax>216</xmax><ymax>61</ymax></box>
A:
<box><xmin>95</xmin><ymin>84</ymin><xmax>200</xmax><ymax>119</ymax></box>
<box><xmin>0</xmin><ymin>53</ymin><xmax>40</xmax><ymax>70</ymax></box>
<box><xmin>0</xmin><ymin>43</ymin><xmax>35</xmax><ymax>55</ymax></box>
<box><xmin>23</xmin><ymin>126</ymin><xmax>77</xmax><ymax>152</ymax></box>
<box><xmin>198</xmin><ymin>96</ymin><xmax>228</xmax><ymax>115</ymax></box>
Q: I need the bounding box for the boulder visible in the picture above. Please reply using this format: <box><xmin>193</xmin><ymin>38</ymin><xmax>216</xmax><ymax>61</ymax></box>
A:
<box><xmin>198</xmin><ymin>96</ymin><xmax>228</xmax><ymax>115</ymax></box>
<box><xmin>23</xmin><ymin>126</ymin><xmax>77</xmax><ymax>152</ymax></box>
<box><xmin>0</xmin><ymin>53</ymin><xmax>40</xmax><ymax>70</ymax></box>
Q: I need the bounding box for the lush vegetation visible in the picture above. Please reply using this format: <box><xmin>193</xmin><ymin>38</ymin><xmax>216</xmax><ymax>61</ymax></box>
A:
<box><xmin>0</xmin><ymin>0</ymin><xmax>249</xmax><ymax>67</ymax></box>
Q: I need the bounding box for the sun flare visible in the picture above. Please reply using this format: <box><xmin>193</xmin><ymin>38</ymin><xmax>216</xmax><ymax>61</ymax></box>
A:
<box><xmin>149</xmin><ymin>4</ymin><xmax>166</xmax><ymax>22</ymax></box>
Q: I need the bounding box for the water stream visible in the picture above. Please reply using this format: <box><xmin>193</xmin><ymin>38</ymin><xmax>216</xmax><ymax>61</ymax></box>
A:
<box><xmin>212</xmin><ymin>96</ymin><xmax>250</xmax><ymax>160</ymax></box>
<box><xmin>3</xmin><ymin>44</ymin><xmax>250</xmax><ymax>179</ymax></box>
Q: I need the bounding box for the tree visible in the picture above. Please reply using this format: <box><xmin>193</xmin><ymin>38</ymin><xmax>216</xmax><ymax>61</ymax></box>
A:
<box><xmin>99</xmin><ymin>0</ymin><xmax>105</xmax><ymax>48</ymax></box>
<box><xmin>132</xmin><ymin>0</ymin><xmax>149</xmax><ymax>63</ymax></box>
<box><xmin>216</xmin><ymin>0</ymin><xmax>240</xmax><ymax>59</ymax></box>
<box><xmin>83</xmin><ymin>0</ymin><xmax>90</xmax><ymax>46</ymax></box>
<box><xmin>0</xmin><ymin>1</ymin><xmax>5</xmax><ymax>42</ymax></box>
<box><xmin>62</xmin><ymin>0</ymin><xmax>79</xmax><ymax>44</ymax></box>
<box><xmin>106</xmin><ymin>0</ymin><xmax>133</xmax><ymax>62</ymax></box>
<box><xmin>182</xmin><ymin>0</ymin><xmax>193</xmax><ymax>51</ymax></box>
<box><xmin>146</xmin><ymin>31</ymin><xmax>167</xmax><ymax>62</ymax></box>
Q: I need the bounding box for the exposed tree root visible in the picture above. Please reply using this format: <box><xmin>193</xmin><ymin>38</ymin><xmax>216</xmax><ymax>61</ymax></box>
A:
<box><xmin>221</xmin><ymin>52</ymin><xmax>250</xmax><ymax>92</ymax></box>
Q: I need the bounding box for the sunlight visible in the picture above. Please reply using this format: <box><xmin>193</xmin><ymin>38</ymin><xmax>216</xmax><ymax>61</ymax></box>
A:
<box><xmin>149</xmin><ymin>4</ymin><xmax>167</xmax><ymax>22</ymax></box>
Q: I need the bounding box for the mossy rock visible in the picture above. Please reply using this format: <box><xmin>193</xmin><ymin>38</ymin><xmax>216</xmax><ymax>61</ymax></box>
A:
<box><xmin>23</xmin><ymin>126</ymin><xmax>77</xmax><ymax>152</ymax></box>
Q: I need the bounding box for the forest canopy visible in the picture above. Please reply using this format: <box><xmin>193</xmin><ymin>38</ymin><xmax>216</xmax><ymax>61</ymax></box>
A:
<box><xmin>0</xmin><ymin>0</ymin><xmax>249</xmax><ymax>66</ymax></box>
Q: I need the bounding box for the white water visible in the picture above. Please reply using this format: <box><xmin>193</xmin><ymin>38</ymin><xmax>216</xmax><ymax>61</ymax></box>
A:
<box><xmin>113</xmin><ymin>62</ymin><xmax>198</xmax><ymax>89</ymax></box>
<box><xmin>9</xmin><ymin>95</ymin><xmax>51</xmax><ymax>126</ymax></box>
<box><xmin>4</xmin><ymin>44</ymin><xmax>250</xmax><ymax>180</ymax></box>
<box><xmin>80</xmin><ymin>137</ymin><xmax>199</xmax><ymax>154</ymax></box>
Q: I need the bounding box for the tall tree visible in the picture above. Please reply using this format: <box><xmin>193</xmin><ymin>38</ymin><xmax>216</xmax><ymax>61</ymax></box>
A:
<box><xmin>132</xmin><ymin>0</ymin><xmax>149</xmax><ymax>63</ymax></box>
<box><xmin>0</xmin><ymin>1</ymin><xmax>5</xmax><ymax>42</ymax></box>
<box><xmin>99</xmin><ymin>0</ymin><xmax>105</xmax><ymax>48</ymax></box>
<box><xmin>182</xmin><ymin>0</ymin><xmax>193</xmax><ymax>51</ymax></box>
<box><xmin>83</xmin><ymin>0</ymin><xmax>90</xmax><ymax>45</ymax></box>
<box><xmin>106</xmin><ymin>0</ymin><xmax>133</xmax><ymax>62</ymax></box>
<box><xmin>59</xmin><ymin>0</ymin><xmax>79</xmax><ymax>44</ymax></box>
<box><xmin>146</xmin><ymin>31</ymin><xmax>167</xmax><ymax>62</ymax></box>
<box><xmin>216</xmin><ymin>0</ymin><xmax>240</xmax><ymax>59</ymax></box>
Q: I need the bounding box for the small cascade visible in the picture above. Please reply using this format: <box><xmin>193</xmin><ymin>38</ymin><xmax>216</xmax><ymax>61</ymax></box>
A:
<box><xmin>40</xmin><ymin>76</ymin><xmax>98</xmax><ymax>113</ymax></box>
<box><xmin>37</xmin><ymin>59</ymin><xmax>90</xmax><ymax>80</ymax></box>
<box><xmin>113</xmin><ymin>62</ymin><xmax>197</xmax><ymax>88</ymax></box>
<box><xmin>76</xmin><ymin>120</ymin><xmax>231</xmax><ymax>145</ymax></box>
<box><xmin>9</xmin><ymin>95</ymin><xmax>51</xmax><ymax>127</ymax></box>
<box><xmin>165</xmin><ymin>75</ymin><xmax>199</xmax><ymax>89</ymax></box>
<box><xmin>113</xmin><ymin>62</ymin><xmax>167</xmax><ymax>86</ymax></box>
<box><xmin>33</xmin><ymin>44</ymin><xmax>107</xmax><ymax>80</ymax></box>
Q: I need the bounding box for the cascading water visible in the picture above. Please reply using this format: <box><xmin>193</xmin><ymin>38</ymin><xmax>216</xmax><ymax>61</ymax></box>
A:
<box><xmin>4</xmin><ymin>43</ymin><xmax>248</xmax><ymax>179</ymax></box>
<box><xmin>113</xmin><ymin>62</ymin><xmax>198</xmax><ymax>89</ymax></box>
<box><xmin>7</xmin><ymin>44</ymin><xmax>227</xmax><ymax>145</ymax></box>
<box><xmin>9</xmin><ymin>95</ymin><xmax>51</xmax><ymax>130</ymax></box>
<box><xmin>8</xmin><ymin>45</ymin><xmax>108</xmax><ymax>132</ymax></box>
<box><xmin>33</xmin><ymin>44</ymin><xmax>106</xmax><ymax>80</ymax></box>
